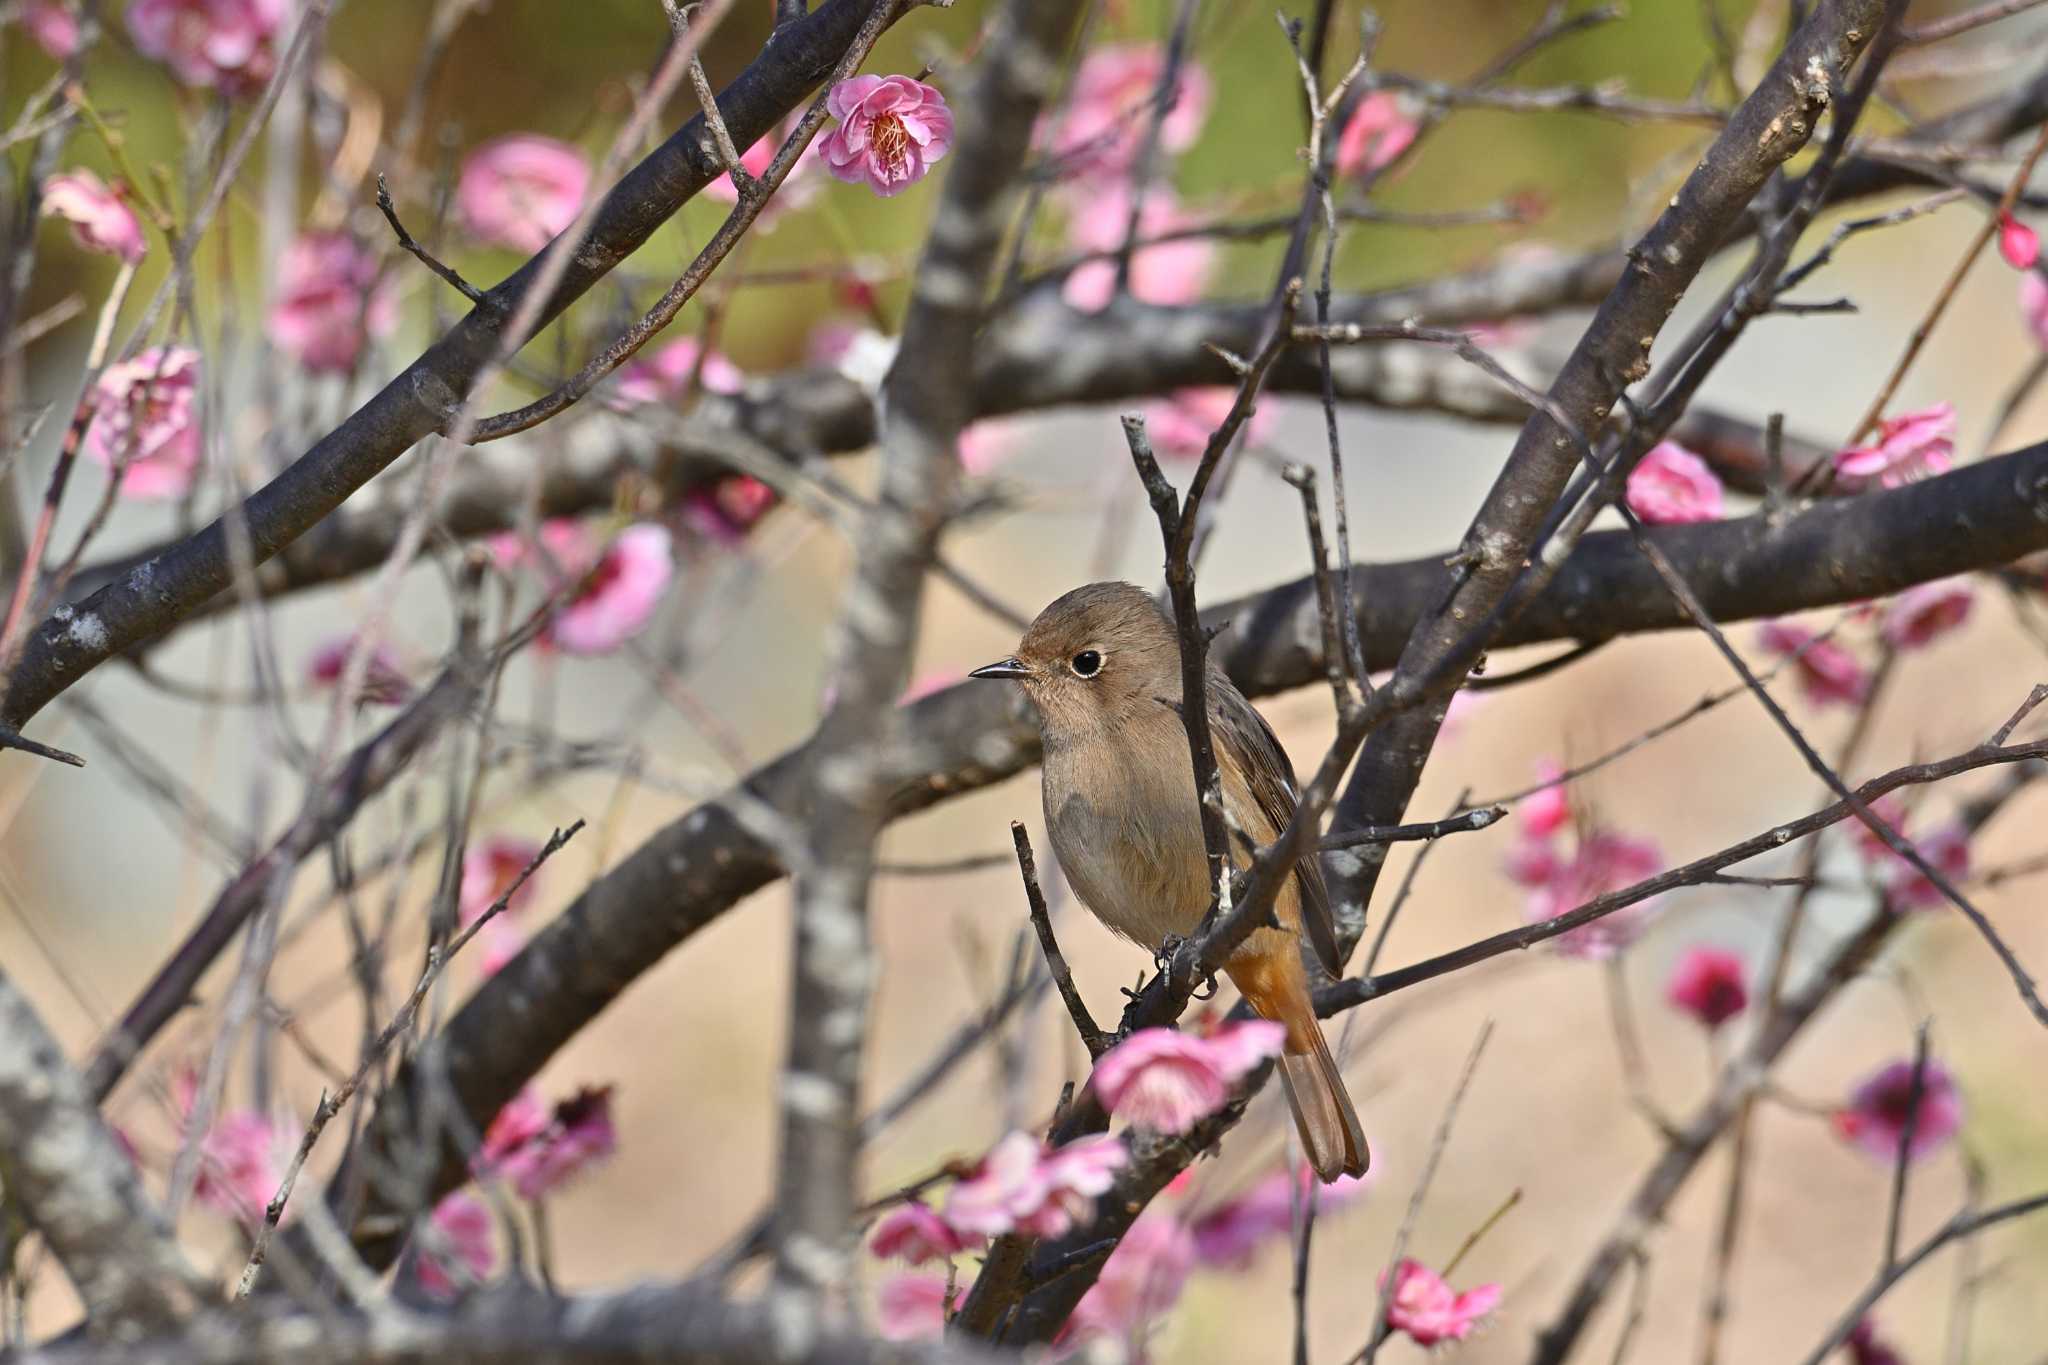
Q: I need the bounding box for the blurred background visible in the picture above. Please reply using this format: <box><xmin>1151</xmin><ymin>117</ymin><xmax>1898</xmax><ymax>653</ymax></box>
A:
<box><xmin>3</xmin><ymin>0</ymin><xmax>2047</xmax><ymax>1359</ymax></box>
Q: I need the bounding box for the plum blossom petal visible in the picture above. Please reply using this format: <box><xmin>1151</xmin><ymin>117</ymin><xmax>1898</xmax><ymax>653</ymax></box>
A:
<box><xmin>459</xmin><ymin>834</ymin><xmax>545</xmax><ymax>927</ymax></box>
<box><xmin>457</xmin><ymin>135</ymin><xmax>590</xmax><ymax>252</ymax></box>
<box><xmin>945</xmin><ymin>1131</ymin><xmax>1127</xmax><ymax>1240</ymax></box>
<box><xmin>1063</xmin><ymin>187</ymin><xmax>1212</xmax><ymax>313</ymax></box>
<box><xmin>1834</xmin><ymin>1058</ymin><xmax>1963</xmax><ymax>1163</ymax></box>
<box><xmin>1519</xmin><ymin>759</ymin><xmax>1571</xmax><ymax>839</ymax></box>
<box><xmin>684</xmin><ymin>476</ymin><xmax>777</xmax><ymax>547</ymax></box>
<box><xmin>267</xmin><ymin>231</ymin><xmax>398</xmax><ymax>373</ymax></box>
<box><xmin>544</xmin><ymin>523</ymin><xmax>675</xmax><ymax>655</ymax></box>
<box><xmin>1335</xmin><ymin>92</ymin><xmax>1418</xmax><ymax>178</ymax></box>
<box><xmin>2022</xmin><ymin>272</ymin><xmax>2048</xmax><ymax>349</ymax></box>
<box><xmin>478</xmin><ymin>1088</ymin><xmax>550</xmax><ymax>1172</ymax></box>
<box><xmin>1625</xmin><ymin>441</ymin><xmax>1724</xmax><ymax>524</ymax></box>
<box><xmin>41</xmin><ymin>170</ymin><xmax>147</xmax><ymax>263</ymax></box>
<box><xmin>1060</xmin><ymin>1214</ymin><xmax>1197</xmax><ymax>1349</ymax></box>
<box><xmin>83</xmin><ymin>346</ymin><xmax>203</xmax><ymax>499</ymax></box>
<box><xmin>819</xmin><ymin>75</ymin><xmax>953</xmax><ymax>197</ymax></box>
<box><xmin>1381</xmin><ymin>1259</ymin><xmax>1502</xmax><ymax>1346</ymax></box>
<box><xmin>1665</xmin><ymin>946</ymin><xmax>1749</xmax><ymax>1030</ymax></box>
<box><xmin>1138</xmin><ymin>387</ymin><xmax>1274</xmax><ymax>461</ymax></box>
<box><xmin>1879</xmin><ymin>821</ymin><xmax>1971</xmax><ymax>911</ymax></box>
<box><xmin>1880</xmin><ymin>577</ymin><xmax>1974</xmax><ymax>650</ymax></box>
<box><xmin>190</xmin><ymin>1110</ymin><xmax>293</xmax><ymax>1227</ymax></box>
<box><xmin>1512</xmin><ymin>830</ymin><xmax>1665</xmax><ymax>959</ymax></box>
<box><xmin>127</xmin><ymin>0</ymin><xmax>285</xmax><ymax>94</ymax></box>
<box><xmin>2000</xmin><ymin>212</ymin><xmax>2040</xmax><ymax>269</ymax></box>
<box><xmin>414</xmin><ymin>1191</ymin><xmax>498</xmax><ymax>1299</ymax></box>
<box><xmin>613</xmin><ymin>338</ymin><xmax>745</xmax><ymax>406</ymax></box>
<box><xmin>20</xmin><ymin>2</ymin><xmax>80</xmax><ymax>57</ymax></box>
<box><xmin>868</xmin><ymin>1201</ymin><xmax>983</xmax><ymax>1264</ymax></box>
<box><xmin>485</xmin><ymin>1086</ymin><xmax>618</xmax><ymax>1199</ymax></box>
<box><xmin>876</xmin><ymin>1273</ymin><xmax>952</xmax><ymax>1340</ymax></box>
<box><xmin>1090</xmin><ymin>1022</ymin><xmax>1284</xmax><ymax>1134</ymax></box>
<box><xmin>1189</xmin><ymin>1164</ymin><xmax>1369</xmax><ymax>1269</ymax></box>
<box><xmin>1846</xmin><ymin>1317</ymin><xmax>1907</xmax><ymax>1365</ymax></box>
<box><xmin>958</xmin><ymin>419</ymin><xmax>1019</xmax><ymax>475</ymax></box>
<box><xmin>1039</xmin><ymin>44</ymin><xmax>1210</xmax><ymax>180</ymax></box>
<box><xmin>1834</xmin><ymin>403</ymin><xmax>1956</xmax><ymax>488</ymax></box>
<box><xmin>1758</xmin><ymin>620</ymin><xmax>1871</xmax><ymax>708</ymax></box>
<box><xmin>703</xmin><ymin>128</ymin><xmax>823</xmax><ymax>223</ymax></box>
<box><xmin>305</xmin><ymin>634</ymin><xmax>412</xmax><ymax>708</ymax></box>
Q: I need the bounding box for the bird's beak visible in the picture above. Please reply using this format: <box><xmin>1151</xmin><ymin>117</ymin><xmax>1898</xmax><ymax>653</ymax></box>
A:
<box><xmin>968</xmin><ymin>656</ymin><xmax>1030</xmax><ymax>681</ymax></box>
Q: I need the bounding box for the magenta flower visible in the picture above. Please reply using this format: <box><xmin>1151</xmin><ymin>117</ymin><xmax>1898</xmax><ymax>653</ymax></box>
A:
<box><xmin>1060</xmin><ymin>1214</ymin><xmax>1197</xmax><ymax>1349</ymax></box>
<box><xmin>1880</xmin><ymin>577</ymin><xmax>1974</xmax><ymax>650</ymax></box>
<box><xmin>1189</xmin><ymin>1165</ymin><xmax>1370</xmax><ymax>1269</ymax></box>
<box><xmin>683</xmin><ymin>475</ymin><xmax>777</xmax><ymax>547</ymax></box>
<box><xmin>2022</xmin><ymin>272</ymin><xmax>2048</xmax><ymax>349</ymax></box>
<box><xmin>1625</xmin><ymin>440</ymin><xmax>1724</xmax><ymax>524</ymax></box>
<box><xmin>541</xmin><ymin>522</ymin><xmax>675</xmax><ymax>655</ymax></box>
<box><xmin>457</xmin><ymin>135</ymin><xmax>590</xmax><ymax>253</ymax></box>
<box><xmin>1665</xmin><ymin>946</ymin><xmax>1749</xmax><ymax>1030</ymax></box>
<box><xmin>703</xmin><ymin>127</ymin><xmax>823</xmax><ymax>223</ymax></box>
<box><xmin>1846</xmin><ymin>1318</ymin><xmax>1907</xmax><ymax>1365</ymax></box>
<box><xmin>84</xmin><ymin>346</ymin><xmax>203</xmax><ymax>499</ymax></box>
<box><xmin>1519</xmin><ymin>759</ymin><xmax>1571</xmax><ymax>839</ymax></box>
<box><xmin>127</xmin><ymin>0</ymin><xmax>284</xmax><ymax>94</ymax></box>
<box><xmin>1334</xmin><ymin>92</ymin><xmax>1418</xmax><ymax>178</ymax></box>
<box><xmin>1381</xmin><ymin>1259</ymin><xmax>1503</xmax><ymax>1346</ymax></box>
<box><xmin>1758</xmin><ymin>620</ymin><xmax>1872</xmax><ymax>707</ymax></box>
<box><xmin>1138</xmin><ymin>388</ymin><xmax>1275</xmax><ymax>462</ymax></box>
<box><xmin>875</xmin><ymin>1273</ymin><xmax>951</xmax><ymax>1340</ymax></box>
<box><xmin>478</xmin><ymin>1087</ymin><xmax>550</xmax><ymax>1171</ymax></box>
<box><xmin>957</xmin><ymin>419</ymin><xmax>1019</xmax><ymax>475</ymax></box>
<box><xmin>944</xmin><ymin>1131</ymin><xmax>1126</xmax><ymax>1239</ymax></box>
<box><xmin>1879</xmin><ymin>821</ymin><xmax>1971</xmax><ymax>911</ymax></box>
<box><xmin>414</xmin><ymin>1191</ymin><xmax>497</xmax><ymax>1299</ymax></box>
<box><xmin>41</xmin><ymin>170</ymin><xmax>147</xmax><ymax>263</ymax></box>
<box><xmin>1040</xmin><ymin>44</ymin><xmax>1211</xmax><ymax>180</ymax></box>
<box><xmin>1834</xmin><ymin>403</ymin><xmax>1956</xmax><ymax>488</ymax></box>
<box><xmin>613</xmin><ymin>338</ymin><xmax>745</xmax><ymax>406</ymax></box>
<box><xmin>818</xmin><ymin>75</ymin><xmax>953</xmax><ymax>198</ymax></box>
<box><xmin>459</xmin><ymin>834</ymin><xmax>544</xmax><ymax>926</ymax></box>
<box><xmin>1507</xmin><ymin>829</ymin><xmax>1665</xmax><ymax>960</ymax></box>
<box><xmin>1063</xmin><ymin>186</ymin><xmax>1213</xmax><ymax>313</ymax></box>
<box><xmin>1089</xmin><ymin>1020</ymin><xmax>1285</xmax><ymax>1135</ymax></box>
<box><xmin>483</xmin><ymin>1086</ymin><xmax>617</xmax><ymax>1200</ymax></box>
<box><xmin>191</xmin><ymin>1110</ymin><xmax>292</xmax><ymax>1227</ymax></box>
<box><xmin>1833</xmin><ymin>1058</ymin><xmax>1963</xmax><ymax>1163</ymax></box>
<box><xmin>305</xmin><ymin>634</ymin><xmax>412</xmax><ymax>708</ymax></box>
<box><xmin>21</xmin><ymin>2</ymin><xmax>80</xmax><ymax>58</ymax></box>
<box><xmin>267</xmin><ymin>231</ymin><xmax>397</xmax><ymax>373</ymax></box>
<box><xmin>1999</xmin><ymin>211</ymin><xmax>2040</xmax><ymax>270</ymax></box>
<box><xmin>868</xmin><ymin>1201</ymin><xmax>984</xmax><ymax>1264</ymax></box>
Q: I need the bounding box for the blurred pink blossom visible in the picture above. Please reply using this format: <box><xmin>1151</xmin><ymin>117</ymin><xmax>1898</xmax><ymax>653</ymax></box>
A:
<box><xmin>684</xmin><ymin>475</ymin><xmax>777</xmax><ymax>547</ymax></box>
<box><xmin>1665</xmin><ymin>946</ymin><xmax>1749</xmax><ymax>1030</ymax></box>
<box><xmin>84</xmin><ymin>346</ymin><xmax>203</xmax><ymax>499</ymax></box>
<box><xmin>1834</xmin><ymin>1058</ymin><xmax>1963</xmax><ymax>1163</ymax></box>
<box><xmin>414</xmin><ymin>1191</ymin><xmax>497</xmax><ymax>1299</ymax></box>
<box><xmin>479</xmin><ymin>1088</ymin><xmax>550</xmax><ymax>1171</ymax></box>
<box><xmin>1625</xmin><ymin>440</ymin><xmax>1724</xmax><ymax>524</ymax></box>
<box><xmin>1834</xmin><ymin>403</ymin><xmax>1955</xmax><ymax>488</ymax></box>
<box><xmin>1846</xmin><ymin>1318</ymin><xmax>1907</xmax><ymax>1365</ymax></box>
<box><xmin>1999</xmin><ymin>211</ymin><xmax>2040</xmax><ymax>269</ymax></box>
<box><xmin>459</xmin><ymin>834</ymin><xmax>544</xmax><ymax>926</ymax></box>
<box><xmin>958</xmin><ymin>420</ymin><xmax>1019</xmax><ymax>475</ymax></box>
<box><xmin>1089</xmin><ymin>1021</ymin><xmax>1284</xmax><ymax>1135</ymax></box>
<box><xmin>1880</xmin><ymin>577</ymin><xmax>1974</xmax><ymax>650</ymax></box>
<box><xmin>2022</xmin><ymin>272</ymin><xmax>2048</xmax><ymax>348</ymax></box>
<box><xmin>1506</xmin><ymin>829</ymin><xmax>1664</xmax><ymax>959</ymax></box>
<box><xmin>818</xmin><ymin>75</ymin><xmax>953</xmax><ymax>198</ymax></box>
<box><xmin>191</xmin><ymin>1110</ymin><xmax>292</xmax><ymax>1227</ymax></box>
<box><xmin>1519</xmin><ymin>759</ymin><xmax>1571</xmax><ymax>839</ymax></box>
<box><xmin>875</xmin><ymin>1273</ymin><xmax>952</xmax><ymax>1340</ymax></box>
<box><xmin>305</xmin><ymin>634</ymin><xmax>412</xmax><ymax>708</ymax></box>
<box><xmin>1334</xmin><ymin>92</ymin><xmax>1418</xmax><ymax>178</ymax></box>
<box><xmin>1189</xmin><ymin>1165</ymin><xmax>1369</xmax><ymax>1269</ymax></box>
<box><xmin>1041</xmin><ymin>44</ymin><xmax>1211</xmax><ymax>180</ymax></box>
<box><xmin>457</xmin><ymin>135</ymin><xmax>590</xmax><ymax>252</ymax></box>
<box><xmin>528</xmin><ymin>521</ymin><xmax>674</xmax><ymax>655</ymax></box>
<box><xmin>868</xmin><ymin>1201</ymin><xmax>983</xmax><ymax>1264</ymax></box>
<box><xmin>1846</xmin><ymin>794</ymin><xmax>1913</xmax><ymax>866</ymax></box>
<box><xmin>41</xmin><ymin>170</ymin><xmax>147</xmax><ymax>263</ymax></box>
<box><xmin>1757</xmin><ymin>620</ymin><xmax>1872</xmax><ymax>707</ymax></box>
<box><xmin>703</xmin><ymin>127</ymin><xmax>823</xmax><ymax>221</ymax></box>
<box><xmin>1141</xmin><ymin>388</ymin><xmax>1274</xmax><ymax>461</ymax></box>
<box><xmin>614</xmin><ymin>338</ymin><xmax>745</xmax><ymax>406</ymax></box>
<box><xmin>20</xmin><ymin>2</ymin><xmax>80</xmax><ymax>57</ymax></box>
<box><xmin>267</xmin><ymin>231</ymin><xmax>397</xmax><ymax>373</ymax></box>
<box><xmin>1060</xmin><ymin>1213</ymin><xmax>1197</xmax><ymax>1349</ymax></box>
<box><xmin>944</xmin><ymin>1131</ymin><xmax>1126</xmax><ymax>1239</ymax></box>
<box><xmin>1063</xmin><ymin>187</ymin><xmax>1212</xmax><ymax>313</ymax></box>
<box><xmin>127</xmin><ymin>0</ymin><xmax>284</xmax><ymax>94</ymax></box>
<box><xmin>485</xmin><ymin>1087</ymin><xmax>617</xmax><ymax>1200</ymax></box>
<box><xmin>1381</xmin><ymin>1259</ymin><xmax>1502</xmax><ymax>1347</ymax></box>
<box><xmin>1878</xmin><ymin>821</ymin><xmax>1971</xmax><ymax>911</ymax></box>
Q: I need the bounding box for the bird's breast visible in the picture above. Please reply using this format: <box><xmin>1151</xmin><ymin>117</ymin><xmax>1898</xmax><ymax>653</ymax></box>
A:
<box><xmin>1040</xmin><ymin>729</ymin><xmax>1211</xmax><ymax>947</ymax></box>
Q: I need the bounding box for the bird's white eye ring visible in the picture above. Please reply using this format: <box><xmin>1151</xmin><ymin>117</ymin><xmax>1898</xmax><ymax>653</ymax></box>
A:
<box><xmin>1070</xmin><ymin>649</ymin><xmax>1103</xmax><ymax>678</ymax></box>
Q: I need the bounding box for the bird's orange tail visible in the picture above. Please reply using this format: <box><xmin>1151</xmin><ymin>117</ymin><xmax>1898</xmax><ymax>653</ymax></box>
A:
<box><xmin>1228</xmin><ymin>945</ymin><xmax>1369</xmax><ymax>1182</ymax></box>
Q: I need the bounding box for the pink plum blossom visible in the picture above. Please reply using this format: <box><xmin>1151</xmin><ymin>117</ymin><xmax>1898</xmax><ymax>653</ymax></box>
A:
<box><xmin>459</xmin><ymin>834</ymin><xmax>544</xmax><ymax>927</ymax></box>
<box><xmin>944</xmin><ymin>1131</ymin><xmax>1126</xmax><ymax>1239</ymax></box>
<box><xmin>1520</xmin><ymin>759</ymin><xmax>1571</xmax><ymax>839</ymax></box>
<box><xmin>1625</xmin><ymin>440</ymin><xmax>1724</xmax><ymax>524</ymax></box>
<box><xmin>1381</xmin><ymin>1259</ymin><xmax>1503</xmax><ymax>1347</ymax></box>
<box><xmin>1665</xmin><ymin>946</ymin><xmax>1749</xmax><ymax>1030</ymax></box>
<box><xmin>614</xmin><ymin>337</ymin><xmax>745</xmax><ymax>406</ymax></box>
<box><xmin>305</xmin><ymin>634</ymin><xmax>412</xmax><ymax>708</ymax></box>
<box><xmin>868</xmin><ymin>1201</ymin><xmax>983</xmax><ymax>1264</ymax></box>
<box><xmin>1040</xmin><ymin>44</ymin><xmax>1211</xmax><ymax>180</ymax></box>
<box><xmin>958</xmin><ymin>420</ymin><xmax>1019</xmax><ymax>475</ymax></box>
<box><xmin>1846</xmin><ymin>1318</ymin><xmax>1907</xmax><ymax>1365</ymax></box>
<box><xmin>1878</xmin><ymin>821</ymin><xmax>1971</xmax><ymax>911</ymax></box>
<box><xmin>414</xmin><ymin>1191</ymin><xmax>497</xmax><ymax>1299</ymax></box>
<box><xmin>2022</xmin><ymin>272</ymin><xmax>2048</xmax><ymax>349</ymax></box>
<box><xmin>1089</xmin><ymin>1020</ymin><xmax>1285</xmax><ymax>1135</ymax></box>
<box><xmin>1834</xmin><ymin>403</ymin><xmax>1956</xmax><ymax>488</ymax></box>
<box><xmin>1833</xmin><ymin>1058</ymin><xmax>1963</xmax><ymax>1163</ymax></box>
<box><xmin>518</xmin><ymin>521</ymin><xmax>674</xmax><ymax>655</ymax></box>
<box><xmin>1189</xmin><ymin>1165</ymin><xmax>1369</xmax><ymax>1269</ymax></box>
<box><xmin>818</xmin><ymin>75</ymin><xmax>953</xmax><ymax>198</ymax></box>
<box><xmin>127</xmin><ymin>0</ymin><xmax>285</xmax><ymax>94</ymax></box>
<box><xmin>479</xmin><ymin>1088</ymin><xmax>550</xmax><ymax>1171</ymax></box>
<box><xmin>876</xmin><ymin>1273</ymin><xmax>952</xmax><ymax>1340</ymax></box>
<box><xmin>683</xmin><ymin>475</ymin><xmax>777</xmax><ymax>547</ymax></box>
<box><xmin>1506</xmin><ymin>829</ymin><xmax>1664</xmax><ymax>959</ymax></box>
<box><xmin>84</xmin><ymin>346</ymin><xmax>203</xmax><ymax>499</ymax></box>
<box><xmin>267</xmin><ymin>231</ymin><xmax>397</xmax><ymax>373</ymax></box>
<box><xmin>1334</xmin><ymin>92</ymin><xmax>1418</xmax><ymax>178</ymax></box>
<box><xmin>190</xmin><ymin>1110</ymin><xmax>293</xmax><ymax>1227</ymax></box>
<box><xmin>457</xmin><ymin>135</ymin><xmax>591</xmax><ymax>252</ymax></box>
<box><xmin>1060</xmin><ymin>1213</ymin><xmax>1197</xmax><ymax>1349</ymax></box>
<box><xmin>2000</xmin><ymin>212</ymin><xmax>2040</xmax><ymax>269</ymax></box>
<box><xmin>20</xmin><ymin>2</ymin><xmax>80</xmax><ymax>57</ymax></box>
<box><xmin>1139</xmin><ymin>387</ymin><xmax>1275</xmax><ymax>461</ymax></box>
<box><xmin>483</xmin><ymin>1086</ymin><xmax>617</xmax><ymax>1200</ymax></box>
<box><xmin>1063</xmin><ymin>187</ymin><xmax>1212</xmax><ymax>313</ymax></box>
<box><xmin>1758</xmin><ymin>620</ymin><xmax>1872</xmax><ymax>707</ymax></box>
<box><xmin>703</xmin><ymin>127</ymin><xmax>822</xmax><ymax>222</ymax></box>
<box><xmin>41</xmin><ymin>170</ymin><xmax>147</xmax><ymax>263</ymax></box>
<box><xmin>1880</xmin><ymin>577</ymin><xmax>1974</xmax><ymax>650</ymax></box>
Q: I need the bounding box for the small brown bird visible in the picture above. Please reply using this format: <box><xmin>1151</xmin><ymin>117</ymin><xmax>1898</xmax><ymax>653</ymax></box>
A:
<box><xmin>971</xmin><ymin>581</ymin><xmax>1368</xmax><ymax>1180</ymax></box>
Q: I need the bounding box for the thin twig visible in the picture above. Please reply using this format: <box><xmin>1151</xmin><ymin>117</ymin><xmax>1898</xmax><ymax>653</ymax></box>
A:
<box><xmin>1013</xmin><ymin>822</ymin><xmax>1107</xmax><ymax>1059</ymax></box>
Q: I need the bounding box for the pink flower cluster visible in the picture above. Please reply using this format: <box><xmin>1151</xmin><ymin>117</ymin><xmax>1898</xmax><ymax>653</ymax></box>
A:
<box><xmin>267</xmin><ymin>231</ymin><xmax>397</xmax><ymax>374</ymax></box>
<box><xmin>1756</xmin><ymin>619</ymin><xmax>1871</xmax><ymax>708</ymax></box>
<box><xmin>1040</xmin><ymin>44</ymin><xmax>1211</xmax><ymax>181</ymax></box>
<box><xmin>476</xmin><ymin>1085</ymin><xmax>618</xmax><ymax>1200</ymax></box>
<box><xmin>84</xmin><ymin>346</ymin><xmax>204</xmax><ymax>499</ymax></box>
<box><xmin>1665</xmin><ymin>946</ymin><xmax>1748</xmax><ymax>1030</ymax></box>
<box><xmin>304</xmin><ymin>634</ymin><xmax>413</xmax><ymax>708</ymax></box>
<box><xmin>1059</xmin><ymin>1213</ymin><xmax>1198</xmax><ymax>1354</ymax></box>
<box><xmin>1625</xmin><ymin>440</ymin><xmax>1724</xmax><ymax>524</ymax></box>
<box><xmin>42</xmin><ymin>170</ymin><xmax>147</xmax><ymax>263</ymax></box>
<box><xmin>819</xmin><ymin>75</ymin><xmax>954</xmax><ymax>198</ymax></box>
<box><xmin>458</xmin><ymin>135</ymin><xmax>591</xmax><ymax>253</ymax></box>
<box><xmin>1879</xmin><ymin>577</ymin><xmax>1973</xmax><ymax>650</ymax></box>
<box><xmin>1847</xmin><ymin>795</ymin><xmax>1971</xmax><ymax>911</ymax></box>
<box><xmin>1089</xmin><ymin>1020</ymin><xmax>1285</xmax><ymax>1135</ymax></box>
<box><xmin>128</xmin><ymin>0</ymin><xmax>285</xmax><ymax>94</ymax></box>
<box><xmin>1833</xmin><ymin>1057</ymin><xmax>1963</xmax><ymax>1164</ymax></box>
<box><xmin>944</xmin><ymin>1131</ymin><xmax>1127</xmax><ymax>1239</ymax></box>
<box><xmin>1380</xmin><ymin>1259</ymin><xmax>1503</xmax><ymax>1346</ymax></box>
<box><xmin>1502</xmin><ymin>761</ymin><xmax>1665</xmax><ymax>959</ymax></box>
<box><xmin>1833</xmin><ymin>402</ymin><xmax>1955</xmax><ymax>488</ymax></box>
<box><xmin>493</xmin><ymin>519</ymin><xmax>676</xmax><ymax>654</ymax></box>
<box><xmin>613</xmin><ymin>337</ymin><xmax>745</xmax><ymax>407</ymax></box>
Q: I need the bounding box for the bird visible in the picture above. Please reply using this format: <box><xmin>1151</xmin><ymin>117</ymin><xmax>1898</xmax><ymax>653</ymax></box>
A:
<box><xmin>970</xmin><ymin>580</ymin><xmax>1367</xmax><ymax>1180</ymax></box>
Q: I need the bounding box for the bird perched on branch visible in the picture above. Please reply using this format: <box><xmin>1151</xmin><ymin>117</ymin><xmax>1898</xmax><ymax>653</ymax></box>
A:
<box><xmin>971</xmin><ymin>581</ymin><xmax>1367</xmax><ymax>1181</ymax></box>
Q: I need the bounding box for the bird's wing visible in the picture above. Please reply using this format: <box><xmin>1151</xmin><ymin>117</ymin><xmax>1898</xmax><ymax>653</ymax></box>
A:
<box><xmin>1210</xmin><ymin>676</ymin><xmax>1342</xmax><ymax>977</ymax></box>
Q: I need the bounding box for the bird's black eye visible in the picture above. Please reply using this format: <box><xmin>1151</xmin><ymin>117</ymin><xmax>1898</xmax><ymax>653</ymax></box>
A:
<box><xmin>1070</xmin><ymin>649</ymin><xmax>1103</xmax><ymax>678</ymax></box>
